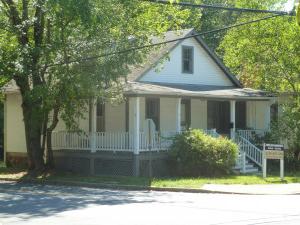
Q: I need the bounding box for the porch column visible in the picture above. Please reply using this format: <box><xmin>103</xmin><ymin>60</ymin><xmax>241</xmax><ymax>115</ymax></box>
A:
<box><xmin>133</xmin><ymin>97</ymin><xmax>140</xmax><ymax>155</ymax></box>
<box><xmin>176</xmin><ymin>98</ymin><xmax>181</xmax><ymax>132</ymax></box>
<box><xmin>91</xmin><ymin>99</ymin><xmax>97</xmax><ymax>152</ymax></box>
<box><xmin>230</xmin><ymin>100</ymin><xmax>236</xmax><ymax>140</ymax></box>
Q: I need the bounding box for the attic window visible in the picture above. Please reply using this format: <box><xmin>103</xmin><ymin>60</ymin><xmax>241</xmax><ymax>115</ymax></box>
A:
<box><xmin>182</xmin><ymin>46</ymin><xmax>194</xmax><ymax>74</ymax></box>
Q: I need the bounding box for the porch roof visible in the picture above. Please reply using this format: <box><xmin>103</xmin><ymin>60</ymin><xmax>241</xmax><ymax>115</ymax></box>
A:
<box><xmin>124</xmin><ymin>82</ymin><xmax>275</xmax><ymax>100</ymax></box>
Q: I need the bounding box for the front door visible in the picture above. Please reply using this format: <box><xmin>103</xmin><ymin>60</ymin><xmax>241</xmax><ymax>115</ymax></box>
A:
<box><xmin>207</xmin><ymin>101</ymin><xmax>230</xmax><ymax>135</ymax></box>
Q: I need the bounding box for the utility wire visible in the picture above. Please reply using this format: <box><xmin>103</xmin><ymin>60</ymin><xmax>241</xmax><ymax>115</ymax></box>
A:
<box><xmin>48</xmin><ymin>14</ymin><xmax>283</xmax><ymax>68</ymax></box>
<box><xmin>142</xmin><ymin>0</ymin><xmax>295</xmax><ymax>16</ymax></box>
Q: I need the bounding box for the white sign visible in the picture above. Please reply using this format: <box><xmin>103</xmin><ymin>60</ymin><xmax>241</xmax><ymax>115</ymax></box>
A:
<box><xmin>262</xmin><ymin>143</ymin><xmax>284</xmax><ymax>180</ymax></box>
<box><xmin>265</xmin><ymin>144</ymin><xmax>284</xmax><ymax>151</ymax></box>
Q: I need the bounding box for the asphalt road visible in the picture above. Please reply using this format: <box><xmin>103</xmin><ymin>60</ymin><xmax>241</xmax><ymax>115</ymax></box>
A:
<box><xmin>0</xmin><ymin>181</ymin><xmax>300</xmax><ymax>225</ymax></box>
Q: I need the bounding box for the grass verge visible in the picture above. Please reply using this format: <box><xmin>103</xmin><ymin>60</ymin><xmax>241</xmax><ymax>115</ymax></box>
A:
<box><xmin>1</xmin><ymin>161</ymin><xmax>300</xmax><ymax>189</ymax></box>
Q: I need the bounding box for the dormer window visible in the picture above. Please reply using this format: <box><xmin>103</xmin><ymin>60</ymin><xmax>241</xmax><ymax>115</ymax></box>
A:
<box><xmin>182</xmin><ymin>46</ymin><xmax>194</xmax><ymax>74</ymax></box>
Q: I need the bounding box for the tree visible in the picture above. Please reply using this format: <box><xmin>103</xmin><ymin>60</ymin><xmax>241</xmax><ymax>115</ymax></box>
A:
<box><xmin>219</xmin><ymin>3</ymin><xmax>300</xmax><ymax>160</ymax></box>
<box><xmin>0</xmin><ymin>0</ymin><xmax>201</xmax><ymax>172</ymax></box>
<box><xmin>199</xmin><ymin>0</ymin><xmax>285</xmax><ymax>50</ymax></box>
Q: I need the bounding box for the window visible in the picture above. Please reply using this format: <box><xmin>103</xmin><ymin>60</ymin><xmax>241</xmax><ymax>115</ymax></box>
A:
<box><xmin>207</xmin><ymin>101</ymin><xmax>230</xmax><ymax>135</ymax></box>
<box><xmin>145</xmin><ymin>98</ymin><xmax>160</xmax><ymax>131</ymax></box>
<box><xmin>271</xmin><ymin>103</ymin><xmax>278</xmax><ymax>123</ymax></box>
<box><xmin>181</xmin><ymin>99</ymin><xmax>191</xmax><ymax>130</ymax></box>
<box><xmin>182</xmin><ymin>46</ymin><xmax>194</xmax><ymax>74</ymax></box>
<box><xmin>236</xmin><ymin>101</ymin><xmax>246</xmax><ymax>129</ymax></box>
<box><xmin>96</xmin><ymin>102</ymin><xmax>105</xmax><ymax>132</ymax></box>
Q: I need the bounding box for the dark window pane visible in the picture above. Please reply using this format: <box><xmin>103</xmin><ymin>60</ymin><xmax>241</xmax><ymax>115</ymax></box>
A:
<box><xmin>96</xmin><ymin>102</ymin><xmax>105</xmax><ymax>132</ymax></box>
<box><xmin>207</xmin><ymin>101</ymin><xmax>230</xmax><ymax>135</ymax></box>
<box><xmin>182</xmin><ymin>46</ymin><xmax>194</xmax><ymax>73</ymax></box>
<box><xmin>236</xmin><ymin>101</ymin><xmax>246</xmax><ymax>129</ymax></box>
<box><xmin>145</xmin><ymin>98</ymin><xmax>160</xmax><ymax>131</ymax></box>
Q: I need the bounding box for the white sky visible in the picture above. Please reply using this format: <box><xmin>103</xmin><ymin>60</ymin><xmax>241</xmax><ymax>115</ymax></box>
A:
<box><xmin>284</xmin><ymin>0</ymin><xmax>295</xmax><ymax>11</ymax></box>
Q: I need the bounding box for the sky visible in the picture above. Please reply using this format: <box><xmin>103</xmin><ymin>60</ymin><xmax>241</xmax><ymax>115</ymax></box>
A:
<box><xmin>284</xmin><ymin>0</ymin><xmax>296</xmax><ymax>11</ymax></box>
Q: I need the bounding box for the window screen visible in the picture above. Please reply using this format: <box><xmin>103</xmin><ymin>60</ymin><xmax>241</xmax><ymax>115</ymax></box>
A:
<box><xmin>182</xmin><ymin>46</ymin><xmax>194</xmax><ymax>74</ymax></box>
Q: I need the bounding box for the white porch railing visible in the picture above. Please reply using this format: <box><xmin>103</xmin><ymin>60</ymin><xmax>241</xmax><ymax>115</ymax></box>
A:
<box><xmin>236</xmin><ymin>135</ymin><xmax>263</xmax><ymax>168</ymax></box>
<box><xmin>52</xmin><ymin>129</ymin><xmax>219</xmax><ymax>152</ymax></box>
<box><xmin>237</xmin><ymin>129</ymin><xmax>267</xmax><ymax>142</ymax></box>
<box><xmin>94</xmin><ymin>132</ymin><xmax>133</xmax><ymax>151</ymax></box>
<box><xmin>205</xmin><ymin>128</ymin><xmax>220</xmax><ymax>138</ymax></box>
<box><xmin>52</xmin><ymin>131</ymin><xmax>90</xmax><ymax>150</ymax></box>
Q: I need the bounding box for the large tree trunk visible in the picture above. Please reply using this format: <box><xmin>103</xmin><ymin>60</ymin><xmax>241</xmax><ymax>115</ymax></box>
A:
<box><xmin>45</xmin><ymin>106</ymin><xmax>60</xmax><ymax>169</ymax></box>
<box><xmin>22</xmin><ymin>101</ymin><xmax>45</xmax><ymax>172</ymax></box>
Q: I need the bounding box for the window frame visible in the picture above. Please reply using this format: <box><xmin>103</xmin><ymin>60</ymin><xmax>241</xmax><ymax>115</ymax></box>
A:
<box><xmin>145</xmin><ymin>98</ymin><xmax>160</xmax><ymax>131</ymax></box>
<box><xmin>181</xmin><ymin>45</ymin><xmax>194</xmax><ymax>74</ymax></box>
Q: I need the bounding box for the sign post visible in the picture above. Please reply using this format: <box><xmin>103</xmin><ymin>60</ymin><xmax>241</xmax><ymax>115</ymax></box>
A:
<box><xmin>262</xmin><ymin>143</ymin><xmax>284</xmax><ymax>180</ymax></box>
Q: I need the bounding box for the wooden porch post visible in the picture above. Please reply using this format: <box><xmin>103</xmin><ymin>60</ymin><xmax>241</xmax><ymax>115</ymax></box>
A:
<box><xmin>176</xmin><ymin>98</ymin><xmax>181</xmax><ymax>133</ymax></box>
<box><xmin>230</xmin><ymin>100</ymin><xmax>236</xmax><ymax>140</ymax></box>
<box><xmin>133</xmin><ymin>97</ymin><xmax>140</xmax><ymax>155</ymax></box>
<box><xmin>91</xmin><ymin>99</ymin><xmax>97</xmax><ymax>153</ymax></box>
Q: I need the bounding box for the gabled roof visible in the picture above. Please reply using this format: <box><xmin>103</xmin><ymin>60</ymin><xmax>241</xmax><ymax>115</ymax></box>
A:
<box><xmin>127</xmin><ymin>28</ymin><xmax>194</xmax><ymax>82</ymax></box>
<box><xmin>127</xmin><ymin>28</ymin><xmax>242</xmax><ymax>88</ymax></box>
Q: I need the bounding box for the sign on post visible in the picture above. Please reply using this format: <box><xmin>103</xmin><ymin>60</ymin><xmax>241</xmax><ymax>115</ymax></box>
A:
<box><xmin>262</xmin><ymin>143</ymin><xmax>284</xmax><ymax>180</ymax></box>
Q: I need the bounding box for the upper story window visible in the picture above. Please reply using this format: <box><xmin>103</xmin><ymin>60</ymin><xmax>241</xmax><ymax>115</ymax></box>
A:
<box><xmin>182</xmin><ymin>46</ymin><xmax>194</xmax><ymax>74</ymax></box>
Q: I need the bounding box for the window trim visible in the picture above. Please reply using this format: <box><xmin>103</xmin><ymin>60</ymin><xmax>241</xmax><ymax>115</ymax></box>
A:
<box><xmin>181</xmin><ymin>45</ymin><xmax>194</xmax><ymax>74</ymax></box>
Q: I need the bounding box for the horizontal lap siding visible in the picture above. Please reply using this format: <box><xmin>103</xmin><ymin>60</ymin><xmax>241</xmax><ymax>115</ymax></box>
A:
<box><xmin>105</xmin><ymin>102</ymin><xmax>126</xmax><ymax>132</ymax></box>
<box><xmin>191</xmin><ymin>99</ymin><xmax>207</xmax><ymax>130</ymax></box>
<box><xmin>5</xmin><ymin>93</ymin><xmax>26</xmax><ymax>153</ymax></box>
<box><xmin>140</xmin><ymin>38</ymin><xmax>233</xmax><ymax>86</ymax></box>
<box><xmin>160</xmin><ymin>98</ymin><xmax>177</xmax><ymax>132</ymax></box>
<box><xmin>246</xmin><ymin>101</ymin><xmax>271</xmax><ymax>130</ymax></box>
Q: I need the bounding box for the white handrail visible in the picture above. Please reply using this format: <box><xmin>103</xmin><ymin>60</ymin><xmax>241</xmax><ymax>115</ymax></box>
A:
<box><xmin>237</xmin><ymin>135</ymin><xmax>263</xmax><ymax>168</ymax></box>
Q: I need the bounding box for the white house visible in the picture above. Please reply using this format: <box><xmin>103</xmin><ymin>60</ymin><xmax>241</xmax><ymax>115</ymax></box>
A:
<box><xmin>3</xmin><ymin>29</ymin><xmax>275</xmax><ymax>176</ymax></box>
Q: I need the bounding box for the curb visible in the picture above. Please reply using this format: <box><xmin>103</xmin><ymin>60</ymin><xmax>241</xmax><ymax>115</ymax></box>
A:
<box><xmin>0</xmin><ymin>178</ymin><xmax>299</xmax><ymax>195</ymax></box>
<box><xmin>0</xmin><ymin>178</ymin><xmax>232</xmax><ymax>194</ymax></box>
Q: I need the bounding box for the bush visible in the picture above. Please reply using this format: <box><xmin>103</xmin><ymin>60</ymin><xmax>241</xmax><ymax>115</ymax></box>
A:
<box><xmin>168</xmin><ymin>129</ymin><xmax>238</xmax><ymax>177</ymax></box>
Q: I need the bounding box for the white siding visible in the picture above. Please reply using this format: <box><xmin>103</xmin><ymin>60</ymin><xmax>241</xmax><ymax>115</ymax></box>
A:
<box><xmin>5</xmin><ymin>93</ymin><xmax>26</xmax><ymax>153</ymax></box>
<box><xmin>105</xmin><ymin>102</ymin><xmax>126</xmax><ymax>132</ymax></box>
<box><xmin>140</xmin><ymin>38</ymin><xmax>233</xmax><ymax>86</ymax></box>
<box><xmin>160</xmin><ymin>98</ymin><xmax>177</xmax><ymax>132</ymax></box>
<box><xmin>246</xmin><ymin>101</ymin><xmax>271</xmax><ymax>130</ymax></box>
<box><xmin>191</xmin><ymin>99</ymin><xmax>207</xmax><ymax>129</ymax></box>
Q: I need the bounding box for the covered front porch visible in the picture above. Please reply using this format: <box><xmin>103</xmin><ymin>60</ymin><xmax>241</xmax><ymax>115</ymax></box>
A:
<box><xmin>51</xmin><ymin>82</ymin><xmax>274</xmax><ymax>175</ymax></box>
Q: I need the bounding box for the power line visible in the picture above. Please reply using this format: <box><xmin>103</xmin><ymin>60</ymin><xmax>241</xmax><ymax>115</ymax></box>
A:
<box><xmin>48</xmin><ymin>14</ymin><xmax>283</xmax><ymax>68</ymax></box>
<box><xmin>142</xmin><ymin>0</ymin><xmax>295</xmax><ymax>16</ymax></box>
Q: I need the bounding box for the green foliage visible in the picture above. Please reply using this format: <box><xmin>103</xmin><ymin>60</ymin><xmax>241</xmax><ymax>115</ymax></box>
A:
<box><xmin>218</xmin><ymin>1</ymin><xmax>300</xmax><ymax>166</ymax></box>
<box><xmin>296</xmin><ymin>2</ymin><xmax>300</xmax><ymax>26</ymax></box>
<box><xmin>199</xmin><ymin>0</ymin><xmax>285</xmax><ymax>50</ymax></box>
<box><xmin>0</xmin><ymin>0</ymin><xmax>201</xmax><ymax>168</ymax></box>
<box><xmin>168</xmin><ymin>129</ymin><xmax>238</xmax><ymax>177</ymax></box>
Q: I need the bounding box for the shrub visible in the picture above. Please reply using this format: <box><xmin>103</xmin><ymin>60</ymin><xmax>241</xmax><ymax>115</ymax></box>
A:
<box><xmin>168</xmin><ymin>129</ymin><xmax>238</xmax><ymax>177</ymax></box>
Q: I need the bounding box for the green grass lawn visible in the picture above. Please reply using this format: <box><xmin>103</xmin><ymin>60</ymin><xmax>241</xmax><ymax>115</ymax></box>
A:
<box><xmin>0</xmin><ymin>161</ymin><xmax>299</xmax><ymax>189</ymax></box>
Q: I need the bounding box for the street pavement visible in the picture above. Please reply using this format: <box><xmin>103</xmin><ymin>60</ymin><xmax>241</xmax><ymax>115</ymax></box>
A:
<box><xmin>202</xmin><ymin>183</ymin><xmax>300</xmax><ymax>195</ymax></box>
<box><xmin>0</xmin><ymin>181</ymin><xmax>300</xmax><ymax>225</ymax></box>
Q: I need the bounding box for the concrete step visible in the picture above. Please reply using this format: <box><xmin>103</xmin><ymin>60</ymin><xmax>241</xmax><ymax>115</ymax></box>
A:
<box><xmin>234</xmin><ymin>164</ymin><xmax>256</xmax><ymax>170</ymax></box>
<box><xmin>234</xmin><ymin>159</ymin><xmax>260</xmax><ymax>174</ymax></box>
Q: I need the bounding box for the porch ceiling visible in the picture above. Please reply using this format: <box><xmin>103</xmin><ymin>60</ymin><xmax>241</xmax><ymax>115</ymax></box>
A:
<box><xmin>124</xmin><ymin>82</ymin><xmax>275</xmax><ymax>101</ymax></box>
